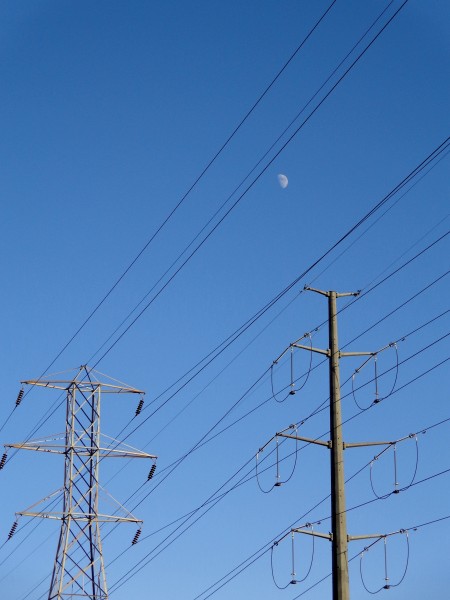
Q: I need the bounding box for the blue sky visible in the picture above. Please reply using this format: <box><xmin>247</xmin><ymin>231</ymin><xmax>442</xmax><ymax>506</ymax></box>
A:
<box><xmin>0</xmin><ymin>1</ymin><xmax>449</xmax><ymax>599</ymax></box>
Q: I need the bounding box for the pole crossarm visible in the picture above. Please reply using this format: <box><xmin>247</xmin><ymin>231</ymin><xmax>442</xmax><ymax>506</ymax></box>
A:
<box><xmin>277</xmin><ymin>432</ymin><xmax>331</xmax><ymax>448</ymax></box>
<box><xmin>293</xmin><ymin>345</ymin><xmax>376</xmax><ymax>358</ymax></box>
<box><xmin>292</xmin><ymin>343</ymin><xmax>330</xmax><ymax>356</ymax></box>
<box><xmin>348</xmin><ymin>529</ymin><xmax>407</xmax><ymax>542</ymax></box>
<box><xmin>339</xmin><ymin>351</ymin><xmax>375</xmax><ymax>357</ymax></box>
<box><xmin>345</xmin><ymin>432</ymin><xmax>417</xmax><ymax>449</ymax></box>
<box><xmin>344</xmin><ymin>440</ymin><xmax>395</xmax><ymax>449</ymax></box>
<box><xmin>5</xmin><ymin>441</ymin><xmax>155</xmax><ymax>459</ymax></box>
<box><xmin>292</xmin><ymin>528</ymin><xmax>333</xmax><ymax>541</ymax></box>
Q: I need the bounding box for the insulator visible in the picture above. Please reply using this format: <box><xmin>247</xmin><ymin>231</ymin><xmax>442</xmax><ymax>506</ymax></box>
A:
<box><xmin>147</xmin><ymin>463</ymin><xmax>157</xmax><ymax>480</ymax></box>
<box><xmin>8</xmin><ymin>521</ymin><xmax>18</xmax><ymax>539</ymax></box>
<box><xmin>132</xmin><ymin>528</ymin><xmax>142</xmax><ymax>545</ymax></box>
<box><xmin>135</xmin><ymin>398</ymin><xmax>144</xmax><ymax>416</ymax></box>
<box><xmin>0</xmin><ymin>453</ymin><xmax>7</xmax><ymax>470</ymax></box>
<box><xmin>16</xmin><ymin>389</ymin><xmax>24</xmax><ymax>406</ymax></box>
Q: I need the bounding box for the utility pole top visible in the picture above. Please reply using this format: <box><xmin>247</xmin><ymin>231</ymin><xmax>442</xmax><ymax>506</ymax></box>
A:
<box><xmin>304</xmin><ymin>286</ymin><xmax>361</xmax><ymax>298</ymax></box>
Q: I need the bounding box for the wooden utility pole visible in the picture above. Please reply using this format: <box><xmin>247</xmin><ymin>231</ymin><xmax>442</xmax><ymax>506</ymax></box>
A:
<box><xmin>327</xmin><ymin>289</ymin><xmax>351</xmax><ymax>600</ymax></box>
<box><xmin>261</xmin><ymin>287</ymin><xmax>409</xmax><ymax>598</ymax></box>
<box><xmin>303</xmin><ymin>288</ymin><xmax>354</xmax><ymax>599</ymax></box>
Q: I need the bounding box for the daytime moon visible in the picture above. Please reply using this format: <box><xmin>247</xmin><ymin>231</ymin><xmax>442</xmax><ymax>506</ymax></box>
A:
<box><xmin>277</xmin><ymin>173</ymin><xmax>288</xmax><ymax>189</ymax></box>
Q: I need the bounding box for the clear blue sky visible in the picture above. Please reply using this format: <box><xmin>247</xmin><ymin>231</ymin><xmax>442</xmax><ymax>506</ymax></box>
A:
<box><xmin>1</xmin><ymin>1</ymin><xmax>449</xmax><ymax>599</ymax></box>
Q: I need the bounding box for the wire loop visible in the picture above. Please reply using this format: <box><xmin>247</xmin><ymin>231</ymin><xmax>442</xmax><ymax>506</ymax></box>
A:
<box><xmin>270</xmin><ymin>524</ymin><xmax>315</xmax><ymax>589</ymax></box>
<box><xmin>352</xmin><ymin>343</ymin><xmax>399</xmax><ymax>411</ymax></box>
<box><xmin>293</xmin><ymin>334</ymin><xmax>314</xmax><ymax>394</ymax></box>
<box><xmin>255</xmin><ymin>430</ymin><xmax>299</xmax><ymax>493</ymax></box>
<box><xmin>270</xmin><ymin>364</ymin><xmax>290</xmax><ymax>404</ymax></box>
<box><xmin>360</xmin><ymin>530</ymin><xmax>410</xmax><ymax>594</ymax></box>
<box><xmin>370</xmin><ymin>436</ymin><xmax>419</xmax><ymax>499</ymax></box>
<box><xmin>270</xmin><ymin>335</ymin><xmax>313</xmax><ymax>403</ymax></box>
<box><xmin>255</xmin><ymin>451</ymin><xmax>275</xmax><ymax>494</ymax></box>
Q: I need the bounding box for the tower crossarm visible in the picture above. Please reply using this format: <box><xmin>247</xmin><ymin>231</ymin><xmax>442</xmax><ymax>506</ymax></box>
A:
<box><xmin>5</xmin><ymin>441</ymin><xmax>156</xmax><ymax>459</ymax></box>
<box><xmin>22</xmin><ymin>379</ymin><xmax>144</xmax><ymax>394</ymax></box>
<box><xmin>18</xmin><ymin>511</ymin><xmax>143</xmax><ymax>523</ymax></box>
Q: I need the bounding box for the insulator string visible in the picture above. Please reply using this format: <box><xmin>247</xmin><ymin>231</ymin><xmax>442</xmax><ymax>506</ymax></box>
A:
<box><xmin>278</xmin><ymin>430</ymin><xmax>299</xmax><ymax>486</ymax></box>
<box><xmin>275</xmin><ymin>437</ymin><xmax>281</xmax><ymax>486</ymax></box>
<box><xmin>294</xmin><ymin>334</ymin><xmax>314</xmax><ymax>393</ymax></box>
<box><xmin>393</xmin><ymin>444</ymin><xmax>398</xmax><ymax>493</ymax></box>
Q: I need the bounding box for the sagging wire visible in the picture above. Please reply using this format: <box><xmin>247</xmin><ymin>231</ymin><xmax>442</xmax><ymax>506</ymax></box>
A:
<box><xmin>270</xmin><ymin>333</ymin><xmax>315</xmax><ymax>403</ymax></box>
<box><xmin>271</xmin><ymin>525</ymin><xmax>315</xmax><ymax>589</ymax></box>
<box><xmin>370</xmin><ymin>434</ymin><xmax>419</xmax><ymax>499</ymax></box>
<box><xmin>255</xmin><ymin>426</ymin><xmax>299</xmax><ymax>493</ymax></box>
<box><xmin>359</xmin><ymin>530</ymin><xmax>410</xmax><ymax>594</ymax></box>
<box><xmin>351</xmin><ymin>342</ymin><xmax>399</xmax><ymax>411</ymax></box>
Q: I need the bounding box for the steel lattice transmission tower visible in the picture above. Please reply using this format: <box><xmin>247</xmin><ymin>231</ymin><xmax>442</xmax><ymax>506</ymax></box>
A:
<box><xmin>6</xmin><ymin>366</ymin><xmax>156</xmax><ymax>600</ymax></box>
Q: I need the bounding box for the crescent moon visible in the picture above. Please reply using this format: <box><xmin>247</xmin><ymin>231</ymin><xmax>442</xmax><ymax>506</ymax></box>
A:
<box><xmin>277</xmin><ymin>174</ymin><xmax>288</xmax><ymax>189</ymax></box>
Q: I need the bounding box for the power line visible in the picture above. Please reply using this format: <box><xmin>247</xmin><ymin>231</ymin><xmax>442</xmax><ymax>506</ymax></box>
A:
<box><xmin>107</xmin><ymin>352</ymin><xmax>449</xmax><ymax>596</ymax></box>
<box><xmin>97</xmin><ymin>152</ymin><xmax>450</xmax><ymax>477</ymax></box>
<box><xmin>4</xmin><ymin>254</ymin><xmax>447</xmax><ymax>587</ymax></box>
<box><xmin>119</xmin><ymin>320</ymin><xmax>448</xmax><ymax>516</ymax></box>
<box><xmin>6</xmin><ymin>16</ymin><xmax>446</xmax><ymax>592</ymax></box>
<box><xmin>0</xmin><ymin>0</ymin><xmax>338</xmax><ymax>431</ymax></box>
<box><xmin>7</xmin><ymin>227</ymin><xmax>447</xmax><ymax>478</ymax></box>
<box><xmin>5</xmin><ymin>119</ymin><xmax>448</xmax><ymax>480</ymax></box>
<box><xmin>10</xmin><ymin>346</ymin><xmax>449</xmax><ymax>600</ymax></box>
<box><xmin>1</xmin><ymin>0</ymin><xmax>417</xmax><ymax>451</ymax></box>
<box><xmin>87</xmin><ymin>0</ymin><xmax>414</xmax><ymax>372</ymax></box>
<box><xmin>81</xmin><ymin>275</ymin><xmax>450</xmax><ymax>543</ymax></box>
<box><xmin>2</xmin><ymin>2</ymin><xmax>446</xmax><ymax>596</ymax></box>
<box><xmin>85</xmin><ymin>0</ymin><xmax>398</xmax><ymax>370</ymax></box>
<box><xmin>113</xmin><ymin>234</ymin><xmax>450</xmax><ymax>463</ymax></box>
<box><xmin>193</xmin><ymin>463</ymin><xmax>450</xmax><ymax>600</ymax></box>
